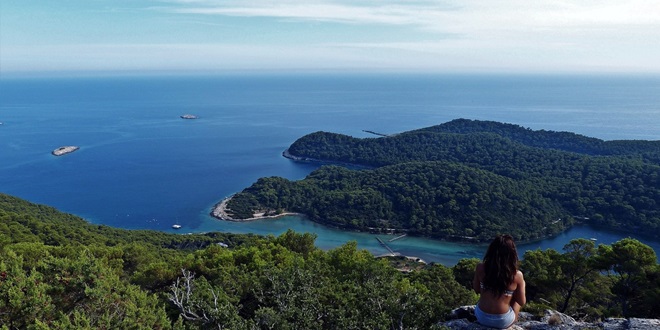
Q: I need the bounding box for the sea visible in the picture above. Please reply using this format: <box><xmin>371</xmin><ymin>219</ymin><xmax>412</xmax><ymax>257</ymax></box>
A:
<box><xmin>1</xmin><ymin>73</ymin><xmax>660</xmax><ymax>265</ymax></box>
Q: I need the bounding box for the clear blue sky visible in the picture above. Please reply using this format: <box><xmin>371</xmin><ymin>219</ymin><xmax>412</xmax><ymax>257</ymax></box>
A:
<box><xmin>2</xmin><ymin>0</ymin><xmax>660</xmax><ymax>74</ymax></box>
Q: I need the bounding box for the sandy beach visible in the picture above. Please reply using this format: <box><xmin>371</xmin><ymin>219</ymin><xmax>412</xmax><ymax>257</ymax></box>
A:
<box><xmin>211</xmin><ymin>195</ymin><xmax>301</xmax><ymax>221</ymax></box>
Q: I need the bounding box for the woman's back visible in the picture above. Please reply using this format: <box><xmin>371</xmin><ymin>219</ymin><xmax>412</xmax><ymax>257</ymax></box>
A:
<box><xmin>473</xmin><ymin>263</ymin><xmax>525</xmax><ymax>314</ymax></box>
<box><xmin>472</xmin><ymin>234</ymin><xmax>526</xmax><ymax>329</ymax></box>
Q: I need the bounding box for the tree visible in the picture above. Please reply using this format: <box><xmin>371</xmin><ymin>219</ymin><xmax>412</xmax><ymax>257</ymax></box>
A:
<box><xmin>273</xmin><ymin>230</ymin><xmax>318</xmax><ymax>258</ymax></box>
<box><xmin>169</xmin><ymin>269</ymin><xmax>249</xmax><ymax>329</ymax></box>
<box><xmin>0</xmin><ymin>251</ymin><xmax>53</xmax><ymax>329</ymax></box>
<box><xmin>596</xmin><ymin>238</ymin><xmax>657</xmax><ymax>317</ymax></box>
<box><xmin>452</xmin><ymin>258</ymin><xmax>480</xmax><ymax>290</ymax></box>
<box><xmin>522</xmin><ymin>239</ymin><xmax>613</xmax><ymax>319</ymax></box>
<box><xmin>521</xmin><ymin>248</ymin><xmax>564</xmax><ymax>307</ymax></box>
<box><xmin>557</xmin><ymin>239</ymin><xmax>599</xmax><ymax>314</ymax></box>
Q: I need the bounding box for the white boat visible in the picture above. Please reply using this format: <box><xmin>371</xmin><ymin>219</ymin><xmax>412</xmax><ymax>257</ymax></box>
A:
<box><xmin>172</xmin><ymin>224</ymin><xmax>182</xmax><ymax>229</ymax></box>
<box><xmin>590</xmin><ymin>238</ymin><xmax>597</xmax><ymax>241</ymax></box>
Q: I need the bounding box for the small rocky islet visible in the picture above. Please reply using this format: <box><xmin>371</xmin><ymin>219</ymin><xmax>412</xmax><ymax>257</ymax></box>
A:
<box><xmin>51</xmin><ymin>146</ymin><xmax>79</xmax><ymax>156</ymax></box>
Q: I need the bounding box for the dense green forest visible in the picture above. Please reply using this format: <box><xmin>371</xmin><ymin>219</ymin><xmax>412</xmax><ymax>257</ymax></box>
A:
<box><xmin>1</xmin><ymin>193</ymin><xmax>659</xmax><ymax>328</ymax></box>
<box><xmin>227</xmin><ymin>119</ymin><xmax>660</xmax><ymax>241</ymax></box>
<box><xmin>227</xmin><ymin>163</ymin><xmax>571</xmax><ymax>241</ymax></box>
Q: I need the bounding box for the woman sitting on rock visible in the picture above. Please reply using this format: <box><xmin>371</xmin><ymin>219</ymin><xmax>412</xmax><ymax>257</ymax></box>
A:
<box><xmin>472</xmin><ymin>234</ymin><xmax>526</xmax><ymax>329</ymax></box>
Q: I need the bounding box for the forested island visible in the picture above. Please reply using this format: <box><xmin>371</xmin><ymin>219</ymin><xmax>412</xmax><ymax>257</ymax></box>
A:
<box><xmin>1</xmin><ymin>192</ymin><xmax>659</xmax><ymax>328</ymax></box>
<box><xmin>225</xmin><ymin>119</ymin><xmax>660</xmax><ymax>242</ymax></box>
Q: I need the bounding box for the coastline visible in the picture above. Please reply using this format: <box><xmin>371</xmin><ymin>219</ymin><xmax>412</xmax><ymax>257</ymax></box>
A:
<box><xmin>211</xmin><ymin>195</ymin><xmax>301</xmax><ymax>222</ymax></box>
<box><xmin>282</xmin><ymin>149</ymin><xmax>374</xmax><ymax>170</ymax></box>
<box><xmin>212</xmin><ymin>195</ymin><xmax>659</xmax><ymax>246</ymax></box>
<box><xmin>210</xmin><ymin>193</ymin><xmax>573</xmax><ymax>244</ymax></box>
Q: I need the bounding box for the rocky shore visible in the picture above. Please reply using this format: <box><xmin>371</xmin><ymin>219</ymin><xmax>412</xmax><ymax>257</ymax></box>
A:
<box><xmin>52</xmin><ymin>146</ymin><xmax>79</xmax><ymax>156</ymax></box>
<box><xmin>442</xmin><ymin>306</ymin><xmax>660</xmax><ymax>330</ymax></box>
<box><xmin>282</xmin><ymin>148</ymin><xmax>373</xmax><ymax>169</ymax></box>
<box><xmin>211</xmin><ymin>195</ymin><xmax>300</xmax><ymax>221</ymax></box>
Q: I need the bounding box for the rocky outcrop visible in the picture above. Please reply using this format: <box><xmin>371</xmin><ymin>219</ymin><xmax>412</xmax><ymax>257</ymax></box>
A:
<box><xmin>442</xmin><ymin>306</ymin><xmax>660</xmax><ymax>330</ymax></box>
<box><xmin>52</xmin><ymin>146</ymin><xmax>79</xmax><ymax>156</ymax></box>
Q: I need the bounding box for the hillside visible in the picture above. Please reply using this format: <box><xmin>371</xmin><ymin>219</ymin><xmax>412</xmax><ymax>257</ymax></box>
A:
<box><xmin>0</xmin><ymin>192</ymin><xmax>474</xmax><ymax>328</ymax></box>
<box><xmin>416</xmin><ymin>118</ymin><xmax>660</xmax><ymax>160</ymax></box>
<box><xmin>0</xmin><ymin>193</ymin><xmax>257</xmax><ymax>249</ymax></box>
<box><xmin>227</xmin><ymin>119</ymin><xmax>660</xmax><ymax>241</ymax></box>
<box><xmin>1</xmin><ymin>193</ymin><xmax>659</xmax><ymax>327</ymax></box>
<box><xmin>227</xmin><ymin>162</ymin><xmax>571</xmax><ymax>241</ymax></box>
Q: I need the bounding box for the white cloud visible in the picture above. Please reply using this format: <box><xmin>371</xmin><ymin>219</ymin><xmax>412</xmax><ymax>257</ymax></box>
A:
<box><xmin>154</xmin><ymin>0</ymin><xmax>660</xmax><ymax>59</ymax></box>
<box><xmin>158</xmin><ymin>2</ymin><xmax>441</xmax><ymax>27</ymax></box>
<box><xmin>3</xmin><ymin>0</ymin><xmax>659</xmax><ymax>73</ymax></box>
<box><xmin>157</xmin><ymin>0</ymin><xmax>660</xmax><ymax>30</ymax></box>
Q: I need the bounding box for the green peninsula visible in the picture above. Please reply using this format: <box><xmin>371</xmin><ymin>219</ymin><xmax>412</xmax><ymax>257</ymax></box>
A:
<box><xmin>224</xmin><ymin>119</ymin><xmax>660</xmax><ymax>242</ymax></box>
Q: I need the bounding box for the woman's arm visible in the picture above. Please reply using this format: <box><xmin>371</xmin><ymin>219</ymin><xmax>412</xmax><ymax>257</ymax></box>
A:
<box><xmin>472</xmin><ymin>263</ymin><xmax>483</xmax><ymax>294</ymax></box>
<box><xmin>514</xmin><ymin>270</ymin><xmax>526</xmax><ymax>306</ymax></box>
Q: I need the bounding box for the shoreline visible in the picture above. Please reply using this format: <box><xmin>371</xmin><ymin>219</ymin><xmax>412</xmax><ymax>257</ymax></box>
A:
<box><xmin>282</xmin><ymin>148</ymin><xmax>374</xmax><ymax>170</ymax></box>
<box><xmin>211</xmin><ymin>195</ymin><xmax>301</xmax><ymax>222</ymax></box>
<box><xmin>210</xmin><ymin>195</ymin><xmax>576</xmax><ymax>244</ymax></box>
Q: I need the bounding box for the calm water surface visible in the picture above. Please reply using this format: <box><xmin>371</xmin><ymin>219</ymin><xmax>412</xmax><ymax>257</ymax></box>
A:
<box><xmin>1</xmin><ymin>74</ymin><xmax>659</xmax><ymax>264</ymax></box>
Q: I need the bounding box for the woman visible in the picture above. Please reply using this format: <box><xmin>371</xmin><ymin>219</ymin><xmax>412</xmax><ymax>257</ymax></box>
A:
<box><xmin>472</xmin><ymin>234</ymin><xmax>526</xmax><ymax>329</ymax></box>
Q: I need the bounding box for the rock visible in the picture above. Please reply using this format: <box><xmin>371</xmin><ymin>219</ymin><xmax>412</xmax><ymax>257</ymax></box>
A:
<box><xmin>603</xmin><ymin>318</ymin><xmax>628</xmax><ymax>330</ymax></box>
<box><xmin>442</xmin><ymin>318</ymin><xmax>524</xmax><ymax>330</ymax></box>
<box><xmin>518</xmin><ymin>312</ymin><xmax>534</xmax><ymax>322</ymax></box>
<box><xmin>443</xmin><ymin>319</ymin><xmax>472</xmax><ymax>329</ymax></box>
<box><xmin>449</xmin><ymin>305</ymin><xmax>477</xmax><ymax>322</ymax></box>
<box><xmin>52</xmin><ymin>146</ymin><xmax>79</xmax><ymax>156</ymax></box>
<box><xmin>442</xmin><ymin>306</ymin><xmax>660</xmax><ymax>330</ymax></box>
<box><xmin>540</xmin><ymin>309</ymin><xmax>578</xmax><ymax>325</ymax></box>
<box><xmin>601</xmin><ymin>317</ymin><xmax>660</xmax><ymax>330</ymax></box>
<box><xmin>628</xmin><ymin>318</ymin><xmax>660</xmax><ymax>330</ymax></box>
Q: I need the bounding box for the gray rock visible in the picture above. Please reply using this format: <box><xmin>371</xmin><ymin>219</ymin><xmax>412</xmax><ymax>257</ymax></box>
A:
<box><xmin>516</xmin><ymin>320</ymin><xmax>547</xmax><ymax>329</ymax></box>
<box><xmin>449</xmin><ymin>305</ymin><xmax>477</xmax><ymax>322</ymax></box>
<box><xmin>602</xmin><ymin>318</ymin><xmax>628</xmax><ymax>330</ymax></box>
<box><xmin>628</xmin><ymin>318</ymin><xmax>660</xmax><ymax>330</ymax></box>
<box><xmin>443</xmin><ymin>319</ymin><xmax>472</xmax><ymax>328</ymax></box>
<box><xmin>441</xmin><ymin>318</ymin><xmax>524</xmax><ymax>330</ymax></box>
<box><xmin>600</xmin><ymin>317</ymin><xmax>660</xmax><ymax>330</ymax></box>
<box><xmin>518</xmin><ymin>312</ymin><xmax>534</xmax><ymax>322</ymax></box>
<box><xmin>541</xmin><ymin>309</ymin><xmax>578</xmax><ymax>325</ymax></box>
<box><xmin>442</xmin><ymin>306</ymin><xmax>660</xmax><ymax>330</ymax></box>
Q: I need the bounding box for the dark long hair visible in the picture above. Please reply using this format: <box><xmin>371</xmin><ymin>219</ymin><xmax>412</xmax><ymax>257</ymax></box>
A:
<box><xmin>482</xmin><ymin>234</ymin><xmax>518</xmax><ymax>297</ymax></box>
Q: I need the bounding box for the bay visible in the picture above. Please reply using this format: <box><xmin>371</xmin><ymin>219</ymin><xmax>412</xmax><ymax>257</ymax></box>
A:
<box><xmin>1</xmin><ymin>73</ymin><xmax>660</xmax><ymax>264</ymax></box>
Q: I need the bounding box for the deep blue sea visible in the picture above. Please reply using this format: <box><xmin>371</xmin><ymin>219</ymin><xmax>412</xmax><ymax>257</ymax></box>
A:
<box><xmin>1</xmin><ymin>73</ymin><xmax>660</xmax><ymax>264</ymax></box>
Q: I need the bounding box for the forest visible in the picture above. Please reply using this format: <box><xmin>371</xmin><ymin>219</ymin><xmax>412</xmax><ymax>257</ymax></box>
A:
<box><xmin>1</xmin><ymin>193</ymin><xmax>659</xmax><ymax>329</ymax></box>
<box><xmin>227</xmin><ymin>119</ymin><xmax>660</xmax><ymax>242</ymax></box>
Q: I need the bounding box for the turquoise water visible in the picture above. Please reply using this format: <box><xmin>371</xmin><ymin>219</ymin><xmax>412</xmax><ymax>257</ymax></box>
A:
<box><xmin>1</xmin><ymin>73</ymin><xmax>660</xmax><ymax>264</ymax></box>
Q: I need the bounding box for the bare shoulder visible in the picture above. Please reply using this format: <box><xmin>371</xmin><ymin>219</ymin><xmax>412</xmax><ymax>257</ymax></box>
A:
<box><xmin>472</xmin><ymin>263</ymin><xmax>485</xmax><ymax>292</ymax></box>
<box><xmin>474</xmin><ymin>262</ymin><xmax>486</xmax><ymax>277</ymax></box>
<box><xmin>516</xmin><ymin>270</ymin><xmax>525</xmax><ymax>282</ymax></box>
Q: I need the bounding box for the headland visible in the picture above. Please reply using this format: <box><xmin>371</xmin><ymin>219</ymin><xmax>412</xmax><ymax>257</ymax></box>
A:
<box><xmin>211</xmin><ymin>195</ymin><xmax>300</xmax><ymax>222</ymax></box>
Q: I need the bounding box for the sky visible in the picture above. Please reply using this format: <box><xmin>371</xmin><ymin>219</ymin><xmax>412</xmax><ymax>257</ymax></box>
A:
<box><xmin>1</xmin><ymin>0</ymin><xmax>660</xmax><ymax>74</ymax></box>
